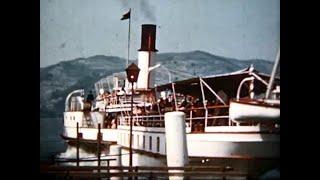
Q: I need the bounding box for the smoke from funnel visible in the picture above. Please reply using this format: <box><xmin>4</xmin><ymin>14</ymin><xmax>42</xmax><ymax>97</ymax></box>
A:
<box><xmin>119</xmin><ymin>0</ymin><xmax>156</xmax><ymax>22</ymax></box>
<box><xmin>140</xmin><ymin>0</ymin><xmax>156</xmax><ymax>22</ymax></box>
<box><xmin>119</xmin><ymin>0</ymin><xmax>129</xmax><ymax>8</ymax></box>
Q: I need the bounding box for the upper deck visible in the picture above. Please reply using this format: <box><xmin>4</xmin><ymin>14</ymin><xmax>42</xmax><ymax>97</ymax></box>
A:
<box><xmin>64</xmin><ymin>66</ymin><xmax>280</xmax><ymax>133</ymax></box>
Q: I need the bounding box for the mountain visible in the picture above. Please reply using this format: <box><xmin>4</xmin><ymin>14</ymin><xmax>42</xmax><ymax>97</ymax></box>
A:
<box><xmin>153</xmin><ymin>50</ymin><xmax>275</xmax><ymax>84</ymax></box>
<box><xmin>40</xmin><ymin>55</ymin><xmax>126</xmax><ymax>117</ymax></box>
<box><xmin>40</xmin><ymin>50</ymin><xmax>276</xmax><ymax>117</ymax></box>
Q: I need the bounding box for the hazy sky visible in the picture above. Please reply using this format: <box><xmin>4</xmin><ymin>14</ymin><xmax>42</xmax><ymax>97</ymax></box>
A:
<box><xmin>40</xmin><ymin>0</ymin><xmax>279</xmax><ymax>67</ymax></box>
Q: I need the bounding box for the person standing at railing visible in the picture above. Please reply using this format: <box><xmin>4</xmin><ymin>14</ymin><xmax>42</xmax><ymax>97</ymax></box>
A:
<box><xmin>103</xmin><ymin>91</ymin><xmax>110</xmax><ymax>106</ymax></box>
<box><xmin>99</xmin><ymin>89</ymin><xmax>112</xmax><ymax>111</ymax></box>
<box><xmin>170</xmin><ymin>97</ymin><xmax>176</xmax><ymax>111</ymax></box>
<box><xmin>111</xmin><ymin>118</ymin><xmax>117</xmax><ymax>129</ymax></box>
<box><xmin>192</xmin><ymin>99</ymin><xmax>204</xmax><ymax>117</ymax></box>
<box><xmin>164</xmin><ymin>96</ymin><xmax>175</xmax><ymax>112</ymax></box>
<box><xmin>159</xmin><ymin>98</ymin><xmax>166</xmax><ymax>114</ymax></box>
<box><xmin>108</xmin><ymin>91</ymin><xmax>117</xmax><ymax>105</ymax></box>
<box><xmin>85</xmin><ymin>90</ymin><xmax>95</xmax><ymax>111</ymax></box>
<box><xmin>178</xmin><ymin>98</ymin><xmax>188</xmax><ymax>111</ymax></box>
<box><xmin>178</xmin><ymin>95</ymin><xmax>193</xmax><ymax>113</ymax></box>
<box><xmin>210</xmin><ymin>98</ymin><xmax>229</xmax><ymax>126</ymax></box>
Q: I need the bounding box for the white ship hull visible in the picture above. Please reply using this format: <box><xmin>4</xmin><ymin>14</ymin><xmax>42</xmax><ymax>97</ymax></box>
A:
<box><xmin>116</xmin><ymin>125</ymin><xmax>279</xmax><ymax>159</ymax></box>
<box><xmin>63</xmin><ymin>126</ymin><xmax>118</xmax><ymax>143</ymax></box>
<box><xmin>63</xmin><ymin>111</ymin><xmax>279</xmax><ymax>159</ymax></box>
<box><xmin>63</xmin><ymin>111</ymin><xmax>118</xmax><ymax>143</ymax></box>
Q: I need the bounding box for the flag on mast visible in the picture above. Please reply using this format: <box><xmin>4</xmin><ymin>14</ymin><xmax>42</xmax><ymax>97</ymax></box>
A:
<box><xmin>121</xmin><ymin>9</ymin><xmax>131</xmax><ymax>20</ymax></box>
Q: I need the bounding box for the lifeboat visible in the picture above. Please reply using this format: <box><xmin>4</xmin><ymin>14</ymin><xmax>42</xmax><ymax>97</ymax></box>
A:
<box><xmin>229</xmin><ymin>98</ymin><xmax>280</xmax><ymax>122</ymax></box>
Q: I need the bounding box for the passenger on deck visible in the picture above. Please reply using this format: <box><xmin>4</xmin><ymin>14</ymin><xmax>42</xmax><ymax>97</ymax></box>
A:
<box><xmin>109</xmin><ymin>91</ymin><xmax>117</xmax><ymax>105</ymax></box>
<box><xmin>96</xmin><ymin>89</ymin><xmax>104</xmax><ymax>101</ymax></box>
<box><xmin>178</xmin><ymin>96</ymin><xmax>191</xmax><ymax>113</ymax></box>
<box><xmin>85</xmin><ymin>90</ymin><xmax>95</xmax><ymax>110</ymax></box>
<box><xmin>150</xmin><ymin>102</ymin><xmax>158</xmax><ymax>114</ymax></box>
<box><xmin>86</xmin><ymin>90</ymin><xmax>94</xmax><ymax>103</ymax></box>
<box><xmin>167</xmin><ymin>94</ymin><xmax>176</xmax><ymax>111</ymax></box>
<box><xmin>211</xmin><ymin>98</ymin><xmax>229</xmax><ymax>126</ymax></box>
<box><xmin>164</xmin><ymin>96</ymin><xmax>174</xmax><ymax>112</ymax></box>
<box><xmin>95</xmin><ymin>89</ymin><xmax>109</xmax><ymax>111</ymax></box>
<box><xmin>159</xmin><ymin>98</ymin><xmax>166</xmax><ymax>114</ymax></box>
<box><xmin>178</xmin><ymin>98</ymin><xmax>187</xmax><ymax>110</ymax></box>
<box><xmin>103</xmin><ymin>91</ymin><xmax>110</xmax><ymax>105</ymax></box>
<box><xmin>133</xmin><ymin>107</ymin><xmax>144</xmax><ymax>126</ymax></box>
<box><xmin>111</xmin><ymin>119</ymin><xmax>117</xmax><ymax>129</ymax></box>
<box><xmin>178</xmin><ymin>95</ymin><xmax>191</xmax><ymax>113</ymax></box>
<box><xmin>191</xmin><ymin>99</ymin><xmax>203</xmax><ymax>117</ymax></box>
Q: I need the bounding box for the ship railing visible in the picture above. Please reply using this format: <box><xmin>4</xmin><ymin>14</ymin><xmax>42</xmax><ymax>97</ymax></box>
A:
<box><xmin>185</xmin><ymin>105</ymin><xmax>230</xmax><ymax>129</ymax></box>
<box><xmin>119</xmin><ymin>114</ymin><xmax>165</xmax><ymax>127</ymax></box>
<box><xmin>118</xmin><ymin>105</ymin><xmax>230</xmax><ymax>129</ymax></box>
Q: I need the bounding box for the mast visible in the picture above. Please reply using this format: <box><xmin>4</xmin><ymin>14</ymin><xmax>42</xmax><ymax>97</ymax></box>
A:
<box><xmin>127</xmin><ymin>8</ymin><xmax>131</xmax><ymax>67</ymax></box>
<box><xmin>121</xmin><ymin>8</ymin><xmax>131</xmax><ymax>91</ymax></box>
<box><xmin>265</xmin><ymin>48</ymin><xmax>280</xmax><ymax>99</ymax></box>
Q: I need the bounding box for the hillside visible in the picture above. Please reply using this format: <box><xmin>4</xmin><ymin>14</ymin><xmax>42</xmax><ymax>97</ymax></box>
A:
<box><xmin>40</xmin><ymin>51</ymin><xmax>276</xmax><ymax>117</ymax></box>
<box><xmin>153</xmin><ymin>50</ymin><xmax>274</xmax><ymax>84</ymax></box>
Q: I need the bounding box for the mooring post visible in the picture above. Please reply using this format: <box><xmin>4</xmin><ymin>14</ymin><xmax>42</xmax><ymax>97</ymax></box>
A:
<box><xmin>165</xmin><ymin>112</ymin><xmax>189</xmax><ymax>180</ymax></box>
<box><xmin>110</xmin><ymin>145</ymin><xmax>122</xmax><ymax>180</ymax></box>
<box><xmin>76</xmin><ymin>122</ymin><xmax>79</xmax><ymax>167</ymax></box>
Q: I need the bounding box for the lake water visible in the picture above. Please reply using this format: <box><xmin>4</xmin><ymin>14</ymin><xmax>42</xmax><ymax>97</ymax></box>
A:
<box><xmin>40</xmin><ymin>117</ymin><xmax>167</xmax><ymax>167</ymax></box>
<box><xmin>40</xmin><ymin>117</ymin><xmax>67</xmax><ymax>160</ymax></box>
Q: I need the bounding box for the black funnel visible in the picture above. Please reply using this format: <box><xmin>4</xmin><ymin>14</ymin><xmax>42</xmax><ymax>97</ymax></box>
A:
<box><xmin>138</xmin><ymin>24</ymin><xmax>158</xmax><ymax>52</ymax></box>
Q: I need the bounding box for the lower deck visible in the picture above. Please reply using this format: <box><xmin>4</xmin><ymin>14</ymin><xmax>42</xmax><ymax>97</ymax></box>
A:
<box><xmin>63</xmin><ymin>124</ymin><xmax>280</xmax><ymax>159</ymax></box>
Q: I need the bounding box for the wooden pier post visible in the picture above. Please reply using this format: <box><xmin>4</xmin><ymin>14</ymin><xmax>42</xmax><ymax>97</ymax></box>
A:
<box><xmin>76</xmin><ymin>122</ymin><xmax>79</xmax><ymax>167</ymax></box>
<box><xmin>134</xmin><ymin>166</ymin><xmax>138</xmax><ymax>180</ymax></box>
<box><xmin>97</xmin><ymin>123</ymin><xmax>101</xmax><ymax>173</ymax></box>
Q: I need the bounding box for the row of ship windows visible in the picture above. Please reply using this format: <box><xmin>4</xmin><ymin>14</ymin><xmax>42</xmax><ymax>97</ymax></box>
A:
<box><xmin>65</xmin><ymin>116</ymin><xmax>76</xmax><ymax>121</ymax></box>
<box><xmin>120</xmin><ymin>133</ymin><xmax>161</xmax><ymax>153</ymax></box>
